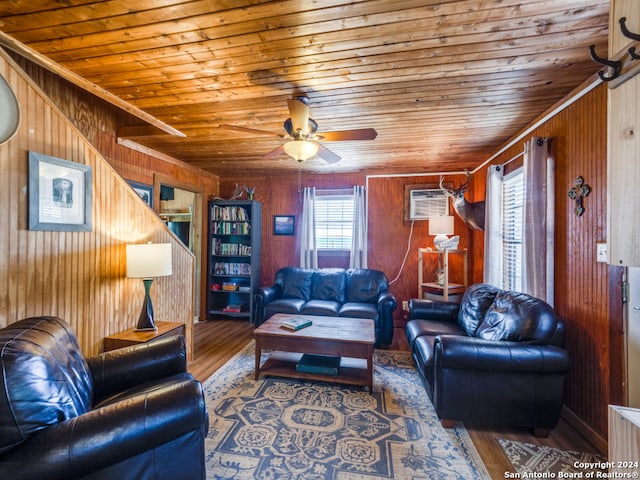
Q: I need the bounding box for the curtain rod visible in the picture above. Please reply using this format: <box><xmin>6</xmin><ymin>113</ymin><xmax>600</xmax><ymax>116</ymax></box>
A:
<box><xmin>503</xmin><ymin>151</ymin><xmax>524</xmax><ymax>167</ymax></box>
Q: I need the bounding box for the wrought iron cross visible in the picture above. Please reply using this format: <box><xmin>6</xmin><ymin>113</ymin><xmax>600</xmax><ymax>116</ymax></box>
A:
<box><xmin>568</xmin><ymin>176</ymin><xmax>591</xmax><ymax>217</ymax></box>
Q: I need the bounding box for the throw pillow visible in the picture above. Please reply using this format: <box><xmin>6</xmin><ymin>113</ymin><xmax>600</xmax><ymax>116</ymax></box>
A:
<box><xmin>475</xmin><ymin>291</ymin><xmax>557</xmax><ymax>342</ymax></box>
<box><xmin>457</xmin><ymin>283</ymin><xmax>500</xmax><ymax>336</ymax></box>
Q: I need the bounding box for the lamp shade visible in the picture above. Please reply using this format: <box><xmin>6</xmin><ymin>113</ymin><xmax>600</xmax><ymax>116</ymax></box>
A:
<box><xmin>283</xmin><ymin>140</ymin><xmax>319</xmax><ymax>162</ymax></box>
<box><xmin>126</xmin><ymin>243</ymin><xmax>172</xmax><ymax>278</ymax></box>
<box><xmin>428</xmin><ymin>215</ymin><xmax>454</xmax><ymax>236</ymax></box>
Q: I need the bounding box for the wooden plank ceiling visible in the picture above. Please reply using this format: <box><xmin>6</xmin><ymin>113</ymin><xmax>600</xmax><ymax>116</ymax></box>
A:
<box><xmin>0</xmin><ymin>0</ymin><xmax>609</xmax><ymax>177</ymax></box>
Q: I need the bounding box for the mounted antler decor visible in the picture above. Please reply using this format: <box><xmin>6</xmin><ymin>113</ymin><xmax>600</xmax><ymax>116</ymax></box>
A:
<box><xmin>568</xmin><ymin>176</ymin><xmax>591</xmax><ymax>217</ymax></box>
<box><xmin>439</xmin><ymin>171</ymin><xmax>485</xmax><ymax>231</ymax></box>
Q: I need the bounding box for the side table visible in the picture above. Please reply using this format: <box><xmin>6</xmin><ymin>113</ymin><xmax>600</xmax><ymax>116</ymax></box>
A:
<box><xmin>103</xmin><ymin>321</ymin><xmax>185</xmax><ymax>352</ymax></box>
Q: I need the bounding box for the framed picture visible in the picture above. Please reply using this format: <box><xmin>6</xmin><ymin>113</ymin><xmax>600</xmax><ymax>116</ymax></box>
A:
<box><xmin>28</xmin><ymin>151</ymin><xmax>92</xmax><ymax>232</ymax></box>
<box><xmin>273</xmin><ymin>215</ymin><xmax>295</xmax><ymax>236</ymax></box>
<box><xmin>127</xmin><ymin>180</ymin><xmax>153</xmax><ymax>207</ymax></box>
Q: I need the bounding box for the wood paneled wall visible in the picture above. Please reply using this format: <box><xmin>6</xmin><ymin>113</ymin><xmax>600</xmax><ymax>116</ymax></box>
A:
<box><xmin>0</xmin><ymin>50</ymin><xmax>196</xmax><ymax>358</ymax></box>
<box><xmin>219</xmin><ymin>171</ymin><xmax>471</xmax><ymax>326</ymax></box>
<box><xmin>468</xmin><ymin>85</ymin><xmax>617</xmax><ymax>442</ymax></box>
<box><xmin>221</xmin><ymin>84</ymin><xmax>618</xmax><ymax>442</ymax></box>
<box><xmin>7</xmin><ymin>50</ymin><xmax>220</xmax><ymax>322</ymax></box>
<box><xmin>219</xmin><ymin>174</ymin><xmax>366</xmax><ymax>283</ymax></box>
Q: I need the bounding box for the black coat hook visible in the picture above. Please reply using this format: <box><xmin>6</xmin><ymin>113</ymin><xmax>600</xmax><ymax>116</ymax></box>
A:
<box><xmin>589</xmin><ymin>45</ymin><xmax>622</xmax><ymax>81</ymax></box>
<box><xmin>620</xmin><ymin>17</ymin><xmax>640</xmax><ymax>60</ymax></box>
<box><xmin>620</xmin><ymin>17</ymin><xmax>640</xmax><ymax>42</ymax></box>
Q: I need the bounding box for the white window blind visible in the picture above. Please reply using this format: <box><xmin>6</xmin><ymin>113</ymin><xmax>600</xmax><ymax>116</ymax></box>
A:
<box><xmin>502</xmin><ymin>170</ymin><xmax>524</xmax><ymax>291</ymax></box>
<box><xmin>315</xmin><ymin>192</ymin><xmax>354</xmax><ymax>250</ymax></box>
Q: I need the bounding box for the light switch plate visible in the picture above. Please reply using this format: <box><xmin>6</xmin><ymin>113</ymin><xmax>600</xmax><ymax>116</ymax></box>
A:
<box><xmin>596</xmin><ymin>243</ymin><xmax>608</xmax><ymax>263</ymax></box>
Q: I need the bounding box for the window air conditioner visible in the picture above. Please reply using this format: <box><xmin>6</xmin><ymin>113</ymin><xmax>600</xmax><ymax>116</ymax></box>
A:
<box><xmin>409</xmin><ymin>189</ymin><xmax>448</xmax><ymax>220</ymax></box>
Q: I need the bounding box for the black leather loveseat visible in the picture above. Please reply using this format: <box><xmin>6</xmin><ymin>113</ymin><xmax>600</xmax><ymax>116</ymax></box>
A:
<box><xmin>0</xmin><ymin>316</ymin><xmax>209</xmax><ymax>480</ymax></box>
<box><xmin>254</xmin><ymin>267</ymin><xmax>397</xmax><ymax>346</ymax></box>
<box><xmin>406</xmin><ymin>283</ymin><xmax>569</xmax><ymax>436</ymax></box>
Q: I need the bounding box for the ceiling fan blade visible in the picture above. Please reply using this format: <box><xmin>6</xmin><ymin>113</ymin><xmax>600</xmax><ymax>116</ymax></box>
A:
<box><xmin>317</xmin><ymin>144</ymin><xmax>341</xmax><ymax>164</ymax></box>
<box><xmin>287</xmin><ymin>98</ymin><xmax>310</xmax><ymax>134</ymax></box>
<box><xmin>319</xmin><ymin>128</ymin><xmax>378</xmax><ymax>141</ymax></box>
<box><xmin>262</xmin><ymin>144</ymin><xmax>285</xmax><ymax>159</ymax></box>
<box><xmin>219</xmin><ymin>124</ymin><xmax>284</xmax><ymax>138</ymax></box>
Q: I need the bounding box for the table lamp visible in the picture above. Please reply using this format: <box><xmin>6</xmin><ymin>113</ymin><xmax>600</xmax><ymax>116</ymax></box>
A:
<box><xmin>126</xmin><ymin>243</ymin><xmax>172</xmax><ymax>331</ymax></box>
<box><xmin>429</xmin><ymin>215</ymin><xmax>454</xmax><ymax>250</ymax></box>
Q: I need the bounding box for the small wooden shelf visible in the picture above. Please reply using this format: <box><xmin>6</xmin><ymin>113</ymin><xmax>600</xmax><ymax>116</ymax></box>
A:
<box><xmin>418</xmin><ymin>247</ymin><xmax>468</xmax><ymax>302</ymax></box>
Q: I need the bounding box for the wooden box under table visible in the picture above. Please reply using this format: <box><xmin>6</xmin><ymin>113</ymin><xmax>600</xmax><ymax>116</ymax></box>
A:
<box><xmin>103</xmin><ymin>321</ymin><xmax>185</xmax><ymax>352</ymax></box>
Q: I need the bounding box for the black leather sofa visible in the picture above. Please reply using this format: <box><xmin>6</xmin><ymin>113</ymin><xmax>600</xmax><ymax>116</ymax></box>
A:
<box><xmin>254</xmin><ymin>267</ymin><xmax>397</xmax><ymax>346</ymax></box>
<box><xmin>0</xmin><ymin>316</ymin><xmax>209</xmax><ymax>480</ymax></box>
<box><xmin>406</xmin><ymin>283</ymin><xmax>569</xmax><ymax>436</ymax></box>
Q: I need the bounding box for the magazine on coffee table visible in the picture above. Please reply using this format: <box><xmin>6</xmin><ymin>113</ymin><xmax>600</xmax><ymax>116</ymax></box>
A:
<box><xmin>280</xmin><ymin>317</ymin><xmax>313</xmax><ymax>331</ymax></box>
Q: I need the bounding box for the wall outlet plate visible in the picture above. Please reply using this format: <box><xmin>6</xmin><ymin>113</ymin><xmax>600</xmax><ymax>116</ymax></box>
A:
<box><xmin>596</xmin><ymin>243</ymin><xmax>608</xmax><ymax>263</ymax></box>
<box><xmin>402</xmin><ymin>300</ymin><xmax>409</xmax><ymax>311</ymax></box>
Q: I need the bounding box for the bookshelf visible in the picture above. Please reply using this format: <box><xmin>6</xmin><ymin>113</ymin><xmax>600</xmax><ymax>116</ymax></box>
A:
<box><xmin>418</xmin><ymin>248</ymin><xmax>468</xmax><ymax>302</ymax></box>
<box><xmin>207</xmin><ymin>200</ymin><xmax>261</xmax><ymax>321</ymax></box>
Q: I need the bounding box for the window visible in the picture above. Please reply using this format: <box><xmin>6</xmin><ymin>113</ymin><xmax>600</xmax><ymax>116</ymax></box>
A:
<box><xmin>315</xmin><ymin>191</ymin><xmax>354</xmax><ymax>250</ymax></box>
<box><xmin>501</xmin><ymin>169</ymin><xmax>524</xmax><ymax>291</ymax></box>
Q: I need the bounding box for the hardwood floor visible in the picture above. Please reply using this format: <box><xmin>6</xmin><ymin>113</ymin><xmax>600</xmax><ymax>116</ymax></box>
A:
<box><xmin>189</xmin><ymin>320</ymin><xmax>604</xmax><ymax>478</ymax></box>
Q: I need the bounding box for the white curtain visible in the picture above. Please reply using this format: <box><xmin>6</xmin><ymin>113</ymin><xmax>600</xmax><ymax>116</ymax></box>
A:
<box><xmin>299</xmin><ymin>187</ymin><xmax>318</xmax><ymax>268</ymax></box>
<box><xmin>350</xmin><ymin>185</ymin><xmax>367</xmax><ymax>268</ymax></box>
<box><xmin>483</xmin><ymin>164</ymin><xmax>504</xmax><ymax>286</ymax></box>
<box><xmin>522</xmin><ymin>137</ymin><xmax>555</xmax><ymax>305</ymax></box>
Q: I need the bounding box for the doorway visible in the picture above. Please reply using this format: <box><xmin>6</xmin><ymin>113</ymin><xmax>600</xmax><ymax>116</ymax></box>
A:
<box><xmin>157</xmin><ymin>182</ymin><xmax>203</xmax><ymax>322</ymax></box>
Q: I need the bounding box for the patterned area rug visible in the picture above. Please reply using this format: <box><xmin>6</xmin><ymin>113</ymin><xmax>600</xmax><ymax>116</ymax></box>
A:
<box><xmin>203</xmin><ymin>341</ymin><xmax>489</xmax><ymax>479</ymax></box>
<box><xmin>498</xmin><ymin>438</ymin><xmax>607</xmax><ymax>477</ymax></box>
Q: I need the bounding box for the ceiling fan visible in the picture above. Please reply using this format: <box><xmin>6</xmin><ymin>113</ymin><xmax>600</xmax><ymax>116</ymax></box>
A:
<box><xmin>220</xmin><ymin>95</ymin><xmax>377</xmax><ymax>164</ymax></box>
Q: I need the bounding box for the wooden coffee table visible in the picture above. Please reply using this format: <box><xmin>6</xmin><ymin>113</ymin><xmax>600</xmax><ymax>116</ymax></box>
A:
<box><xmin>254</xmin><ymin>313</ymin><xmax>375</xmax><ymax>392</ymax></box>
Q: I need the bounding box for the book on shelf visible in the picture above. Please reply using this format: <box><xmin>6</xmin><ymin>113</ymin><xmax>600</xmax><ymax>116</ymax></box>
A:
<box><xmin>213</xmin><ymin>262</ymin><xmax>251</xmax><ymax>275</ymax></box>
<box><xmin>211</xmin><ymin>205</ymin><xmax>249</xmax><ymax>222</ymax></box>
<box><xmin>280</xmin><ymin>317</ymin><xmax>313</xmax><ymax>331</ymax></box>
<box><xmin>222</xmin><ymin>304</ymin><xmax>246</xmax><ymax>313</ymax></box>
<box><xmin>212</xmin><ymin>221</ymin><xmax>251</xmax><ymax>235</ymax></box>
<box><xmin>221</xmin><ymin>281</ymin><xmax>238</xmax><ymax>291</ymax></box>
<box><xmin>211</xmin><ymin>239</ymin><xmax>252</xmax><ymax>256</ymax></box>
<box><xmin>296</xmin><ymin>354</ymin><xmax>341</xmax><ymax>375</ymax></box>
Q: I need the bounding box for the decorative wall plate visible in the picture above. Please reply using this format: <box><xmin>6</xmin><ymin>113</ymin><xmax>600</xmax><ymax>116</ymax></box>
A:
<box><xmin>0</xmin><ymin>72</ymin><xmax>20</xmax><ymax>144</ymax></box>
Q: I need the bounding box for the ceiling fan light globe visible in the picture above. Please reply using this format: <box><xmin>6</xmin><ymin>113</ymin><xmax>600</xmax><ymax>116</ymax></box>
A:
<box><xmin>283</xmin><ymin>140</ymin><xmax>318</xmax><ymax>162</ymax></box>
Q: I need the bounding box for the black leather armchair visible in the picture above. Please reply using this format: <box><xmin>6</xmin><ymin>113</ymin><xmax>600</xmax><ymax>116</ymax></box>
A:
<box><xmin>0</xmin><ymin>316</ymin><xmax>208</xmax><ymax>480</ymax></box>
<box><xmin>254</xmin><ymin>267</ymin><xmax>397</xmax><ymax>346</ymax></box>
<box><xmin>406</xmin><ymin>284</ymin><xmax>569</xmax><ymax>436</ymax></box>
